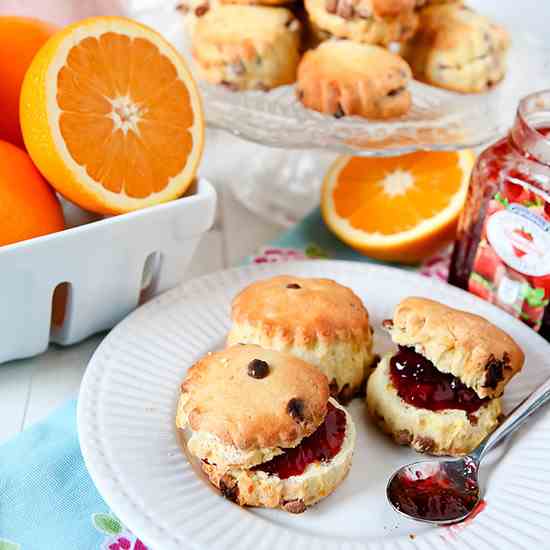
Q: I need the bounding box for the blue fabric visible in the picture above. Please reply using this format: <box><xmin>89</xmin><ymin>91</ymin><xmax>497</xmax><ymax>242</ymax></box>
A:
<box><xmin>0</xmin><ymin>400</ymin><xmax>106</xmax><ymax>550</ymax></box>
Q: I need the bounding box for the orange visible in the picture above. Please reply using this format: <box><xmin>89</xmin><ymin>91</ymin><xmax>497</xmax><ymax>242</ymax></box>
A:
<box><xmin>0</xmin><ymin>16</ymin><xmax>57</xmax><ymax>148</ymax></box>
<box><xmin>0</xmin><ymin>139</ymin><xmax>64</xmax><ymax>246</ymax></box>
<box><xmin>321</xmin><ymin>150</ymin><xmax>475</xmax><ymax>264</ymax></box>
<box><xmin>20</xmin><ymin>16</ymin><xmax>204</xmax><ymax>215</ymax></box>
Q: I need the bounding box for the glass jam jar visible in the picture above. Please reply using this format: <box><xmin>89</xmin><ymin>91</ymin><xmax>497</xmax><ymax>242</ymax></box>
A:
<box><xmin>449</xmin><ymin>90</ymin><xmax>550</xmax><ymax>340</ymax></box>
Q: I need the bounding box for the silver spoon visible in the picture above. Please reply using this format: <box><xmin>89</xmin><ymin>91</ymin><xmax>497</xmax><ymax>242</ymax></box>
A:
<box><xmin>386</xmin><ymin>376</ymin><xmax>550</xmax><ymax>525</ymax></box>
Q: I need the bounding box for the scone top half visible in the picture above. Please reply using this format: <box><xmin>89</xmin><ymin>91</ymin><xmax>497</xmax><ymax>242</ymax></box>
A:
<box><xmin>385</xmin><ymin>297</ymin><xmax>524</xmax><ymax>399</ymax></box>
<box><xmin>227</xmin><ymin>275</ymin><xmax>375</xmax><ymax>400</ymax></box>
<box><xmin>177</xmin><ymin>344</ymin><xmax>330</xmax><ymax>469</ymax></box>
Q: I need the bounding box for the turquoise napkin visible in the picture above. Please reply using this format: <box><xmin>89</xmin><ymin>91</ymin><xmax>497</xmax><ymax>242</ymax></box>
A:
<box><xmin>0</xmin><ymin>208</ymin><xmax>449</xmax><ymax>549</ymax></box>
<box><xmin>0</xmin><ymin>400</ymin><xmax>151</xmax><ymax>550</ymax></box>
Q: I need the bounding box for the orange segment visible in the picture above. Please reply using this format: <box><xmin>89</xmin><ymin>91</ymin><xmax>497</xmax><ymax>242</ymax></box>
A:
<box><xmin>20</xmin><ymin>16</ymin><xmax>204</xmax><ymax>214</ymax></box>
<box><xmin>322</xmin><ymin>151</ymin><xmax>475</xmax><ymax>264</ymax></box>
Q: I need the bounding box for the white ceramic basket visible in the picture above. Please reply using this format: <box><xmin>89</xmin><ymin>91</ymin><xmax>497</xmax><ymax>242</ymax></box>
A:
<box><xmin>0</xmin><ymin>178</ymin><xmax>217</xmax><ymax>364</ymax></box>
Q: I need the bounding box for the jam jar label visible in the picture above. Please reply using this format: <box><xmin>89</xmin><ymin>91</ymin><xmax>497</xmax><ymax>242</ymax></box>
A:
<box><xmin>468</xmin><ymin>183</ymin><xmax>550</xmax><ymax>332</ymax></box>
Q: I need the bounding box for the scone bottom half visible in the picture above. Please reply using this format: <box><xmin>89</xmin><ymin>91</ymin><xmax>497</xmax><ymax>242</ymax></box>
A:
<box><xmin>367</xmin><ymin>297</ymin><xmax>523</xmax><ymax>456</ymax></box>
<box><xmin>177</xmin><ymin>345</ymin><xmax>356</xmax><ymax>512</ymax></box>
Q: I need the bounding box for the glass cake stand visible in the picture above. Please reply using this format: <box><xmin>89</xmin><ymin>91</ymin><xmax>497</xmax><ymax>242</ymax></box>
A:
<box><xmin>136</xmin><ymin>2</ymin><xmax>550</xmax><ymax>226</ymax></box>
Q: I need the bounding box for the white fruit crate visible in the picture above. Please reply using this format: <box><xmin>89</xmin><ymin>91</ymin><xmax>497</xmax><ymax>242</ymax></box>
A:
<box><xmin>0</xmin><ymin>178</ymin><xmax>217</xmax><ymax>364</ymax></box>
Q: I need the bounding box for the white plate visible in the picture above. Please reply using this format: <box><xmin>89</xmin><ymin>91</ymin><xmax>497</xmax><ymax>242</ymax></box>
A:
<box><xmin>132</xmin><ymin>4</ymin><xmax>550</xmax><ymax>156</ymax></box>
<box><xmin>78</xmin><ymin>261</ymin><xmax>550</xmax><ymax>550</ymax></box>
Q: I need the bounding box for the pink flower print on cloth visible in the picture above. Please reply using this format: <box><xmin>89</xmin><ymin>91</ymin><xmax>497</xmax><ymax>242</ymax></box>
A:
<box><xmin>419</xmin><ymin>247</ymin><xmax>452</xmax><ymax>282</ymax></box>
<box><xmin>93</xmin><ymin>513</ymin><xmax>150</xmax><ymax>550</ymax></box>
<box><xmin>250</xmin><ymin>244</ymin><xmax>328</xmax><ymax>264</ymax></box>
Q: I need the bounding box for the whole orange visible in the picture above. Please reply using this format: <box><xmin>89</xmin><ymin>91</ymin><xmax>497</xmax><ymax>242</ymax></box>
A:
<box><xmin>0</xmin><ymin>139</ymin><xmax>64</xmax><ymax>246</ymax></box>
<box><xmin>0</xmin><ymin>16</ymin><xmax>57</xmax><ymax>148</ymax></box>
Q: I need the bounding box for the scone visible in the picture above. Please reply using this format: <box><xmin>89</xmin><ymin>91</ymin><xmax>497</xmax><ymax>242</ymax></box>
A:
<box><xmin>400</xmin><ymin>4</ymin><xmax>510</xmax><ymax>93</ymax></box>
<box><xmin>227</xmin><ymin>275</ymin><xmax>375</xmax><ymax>401</ymax></box>
<box><xmin>296</xmin><ymin>40</ymin><xmax>412</xmax><ymax>119</ymax></box>
<box><xmin>304</xmin><ymin>0</ymin><xmax>418</xmax><ymax>45</ymax></box>
<box><xmin>191</xmin><ymin>5</ymin><xmax>301</xmax><ymax>91</ymax></box>
<box><xmin>177</xmin><ymin>344</ymin><xmax>356</xmax><ymax>512</ymax></box>
<box><xmin>367</xmin><ymin>297</ymin><xmax>524</xmax><ymax>456</ymax></box>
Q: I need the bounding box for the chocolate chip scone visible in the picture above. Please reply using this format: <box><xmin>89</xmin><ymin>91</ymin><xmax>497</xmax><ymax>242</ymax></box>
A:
<box><xmin>296</xmin><ymin>40</ymin><xmax>412</xmax><ymax>119</ymax></box>
<box><xmin>400</xmin><ymin>4</ymin><xmax>510</xmax><ymax>93</ymax></box>
<box><xmin>191</xmin><ymin>5</ymin><xmax>301</xmax><ymax>91</ymax></box>
<box><xmin>304</xmin><ymin>0</ymin><xmax>418</xmax><ymax>45</ymax></box>
<box><xmin>366</xmin><ymin>297</ymin><xmax>524</xmax><ymax>456</ymax></box>
<box><xmin>226</xmin><ymin>275</ymin><xmax>375</xmax><ymax>402</ymax></box>
<box><xmin>177</xmin><ymin>345</ymin><xmax>356</xmax><ymax>512</ymax></box>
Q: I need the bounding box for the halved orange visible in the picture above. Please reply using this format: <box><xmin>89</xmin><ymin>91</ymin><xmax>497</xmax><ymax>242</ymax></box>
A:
<box><xmin>20</xmin><ymin>16</ymin><xmax>204</xmax><ymax>214</ymax></box>
<box><xmin>321</xmin><ymin>150</ymin><xmax>475</xmax><ymax>264</ymax></box>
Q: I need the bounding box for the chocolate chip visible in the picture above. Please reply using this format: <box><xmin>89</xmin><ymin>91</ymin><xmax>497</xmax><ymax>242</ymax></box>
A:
<box><xmin>247</xmin><ymin>358</ymin><xmax>270</xmax><ymax>379</ymax></box>
<box><xmin>297</xmin><ymin>89</ymin><xmax>304</xmax><ymax>101</ymax></box>
<box><xmin>338</xmin><ymin>383</ymin><xmax>354</xmax><ymax>404</ymax></box>
<box><xmin>329</xmin><ymin>378</ymin><xmax>339</xmax><ymax>397</ymax></box>
<box><xmin>468</xmin><ymin>413</ymin><xmax>479</xmax><ymax>426</ymax></box>
<box><xmin>483</xmin><ymin>355</ymin><xmax>505</xmax><ymax>389</ymax></box>
<box><xmin>395</xmin><ymin>429</ymin><xmax>413</xmax><ymax>445</ymax></box>
<box><xmin>194</xmin><ymin>3</ymin><xmax>209</xmax><ymax>16</ymax></box>
<box><xmin>415</xmin><ymin>436</ymin><xmax>436</xmax><ymax>453</ymax></box>
<box><xmin>220</xmin><ymin>80</ymin><xmax>239</xmax><ymax>92</ymax></box>
<box><xmin>387</xmin><ymin>86</ymin><xmax>405</xmax><ymax>97</ymax></box>
<box><xmin>334</xmin><ymin>103</ymin><xmax>345</xmax><ymax>119</ymax></box>
<box><xmin>283</xmin><ymin>499</ymin><xmax>307</xmax><ymax>514</ymax></box>
<box><xmin>286</xmin><ymin>283</ymin><xmax>301</xmax><ymax>289</ymax></box>
<box><xmin>382</xmin><ymin>319</ymin><xmax>394</xmax><ymax>330</ymax></box>
<box><xmin>219</xmin><ymin>475</ymin><xmax>239</xmax><ymax>503</ymax></box>
<box><xmin>287</xmin><ymin>398</ymin><xmax>305</xmax><ymax>422</ymax></box>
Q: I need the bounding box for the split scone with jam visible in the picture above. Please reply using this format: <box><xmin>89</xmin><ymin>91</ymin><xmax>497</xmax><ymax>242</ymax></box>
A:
<box><xmin>191</xmin><ymin>5</ymin><xmax>301</xmax><ymax>91</ymax></box>
<box><xmin>177</xmin><ymin>344</ymin><xmax>355</xmax><ymax>513</ymax></box>
<box><xmin>227</xmin><ymin>275</ymin><xmax>375</xmax><ymax>402</ymax></box>
<box><xmin>400</xmin><ymin>3</ymin><xmax>510</xmax><ymax>93</ymax></box>
<box><xmin>367</xmin><ymin>297</ymin><xmax>524</xmax><ymax>456</ymax></box>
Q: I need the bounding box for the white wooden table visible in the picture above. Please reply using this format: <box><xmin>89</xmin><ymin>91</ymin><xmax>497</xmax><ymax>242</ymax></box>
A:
<box><xmin>0</xmin><ymin>130</ymin><xmax>283</xmax><ymax>444</ymax></box>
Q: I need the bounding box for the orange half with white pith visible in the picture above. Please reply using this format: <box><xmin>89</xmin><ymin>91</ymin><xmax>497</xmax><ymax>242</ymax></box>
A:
<box><xmin>20</xmin><ymin>16</ymin><xmax>204</xmax><ymax>214</ymax></box>
<box><xmin>321</xmin><ymin>151</ymin><xmax>475</xmax><ymax>264</ymax></box>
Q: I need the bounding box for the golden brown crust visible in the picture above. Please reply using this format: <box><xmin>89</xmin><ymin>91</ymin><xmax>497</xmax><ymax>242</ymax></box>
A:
<box><xmin>231</xmin><ymin>275</ymin><xmax>371</xmax><ymax>344</ymax></box>
<box><xmin>191</xmin><ymin>5</ymin><xmax>301</xmax><ymax>91</ymax></box>
<box><xmin>180</xmin><ymin>344</ymin><xmax>329</xmax><ymax>450</ymax></box>
<box><xmin>297</xmin><ymin>40</ymin><xmax>411</xmax><ymax>119</ymax></box>
<box><xmin>388</xmin><ymin>297</ymin><xmax>524</xmax><ymax>398</ymax></box>
<box><xmin>401</xmin><ymin>4</ymin><xmax>509</xmax><ymax>93</ymax></box>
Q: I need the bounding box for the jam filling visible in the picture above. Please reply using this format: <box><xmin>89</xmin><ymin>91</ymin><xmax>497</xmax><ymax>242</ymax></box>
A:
<box><xmin>253</xmin><ymin>402</ymin><xmax>346</xmax><ymax>479</ymax></box>
<box><xmin>388</xmin><ymin>469</ymin><xmax>479</xmax><ymax>522</ymax></box>
<box><xmin>390</xmin><ymin>346</ymin><xmax>488</xmax><ymax>414</ymax></box>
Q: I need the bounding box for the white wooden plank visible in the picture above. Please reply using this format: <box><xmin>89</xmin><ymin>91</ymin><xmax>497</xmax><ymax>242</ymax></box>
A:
<box><xmin>220</xmin><ymin>184</ymin><xmax>282</xmax><ymax>266</ymax></box>
<box><xmin>0</xmin><ymin>362</ymin><xmax>34</xmax><ymax>443</ymax></box>
<box><xmin>183</xmin><ymin>229</ymin><xmax>225</xmax><ymax>280</ymax></box>
<box><xmin>23</xmin><ymin>336</ymin><xmax>103</xmax><ymax>430</ymax></box>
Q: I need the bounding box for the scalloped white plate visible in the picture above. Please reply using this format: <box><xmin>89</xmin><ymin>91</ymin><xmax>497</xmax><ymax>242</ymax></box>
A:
<box><xmin>78</xmin><ymin>261</ymin><xmax>550</xmax><ymax>550</ymax></box>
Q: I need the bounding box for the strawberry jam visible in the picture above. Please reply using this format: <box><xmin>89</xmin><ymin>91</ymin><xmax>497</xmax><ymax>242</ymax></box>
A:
<box><xmin>449</xmin><ymin>91</ymin><xmax>550</xmax><ymax>340</ymax></box>
<box><xmin>253</xmin><ymin>402</ymin><xmax>346</xmax><ymax>479</ymax></box>
<box><xmin>390</xmin><ymin>347</ymin><xmax>488</xmax><ymax>413</ymax></box>
<box><xmin>388</xmin><ymin>469</ymin><xmax>479</xmax><ymax>522</ymax></box>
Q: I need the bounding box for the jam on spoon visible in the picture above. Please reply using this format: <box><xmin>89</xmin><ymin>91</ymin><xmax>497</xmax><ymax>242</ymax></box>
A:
<box><xmin>387</xmin><ymin>464</ymin><xmax>479</xmax><ymax>522</ymax></box>
<box><xmin>253</xmin><ymin>402</ymin><xmax>346</xmax><ymax>479</ymax></box>
<box><xmin>390</xmin><ymin>346</ymin><xmax>488</xmax><ymax>413</ymax></box>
